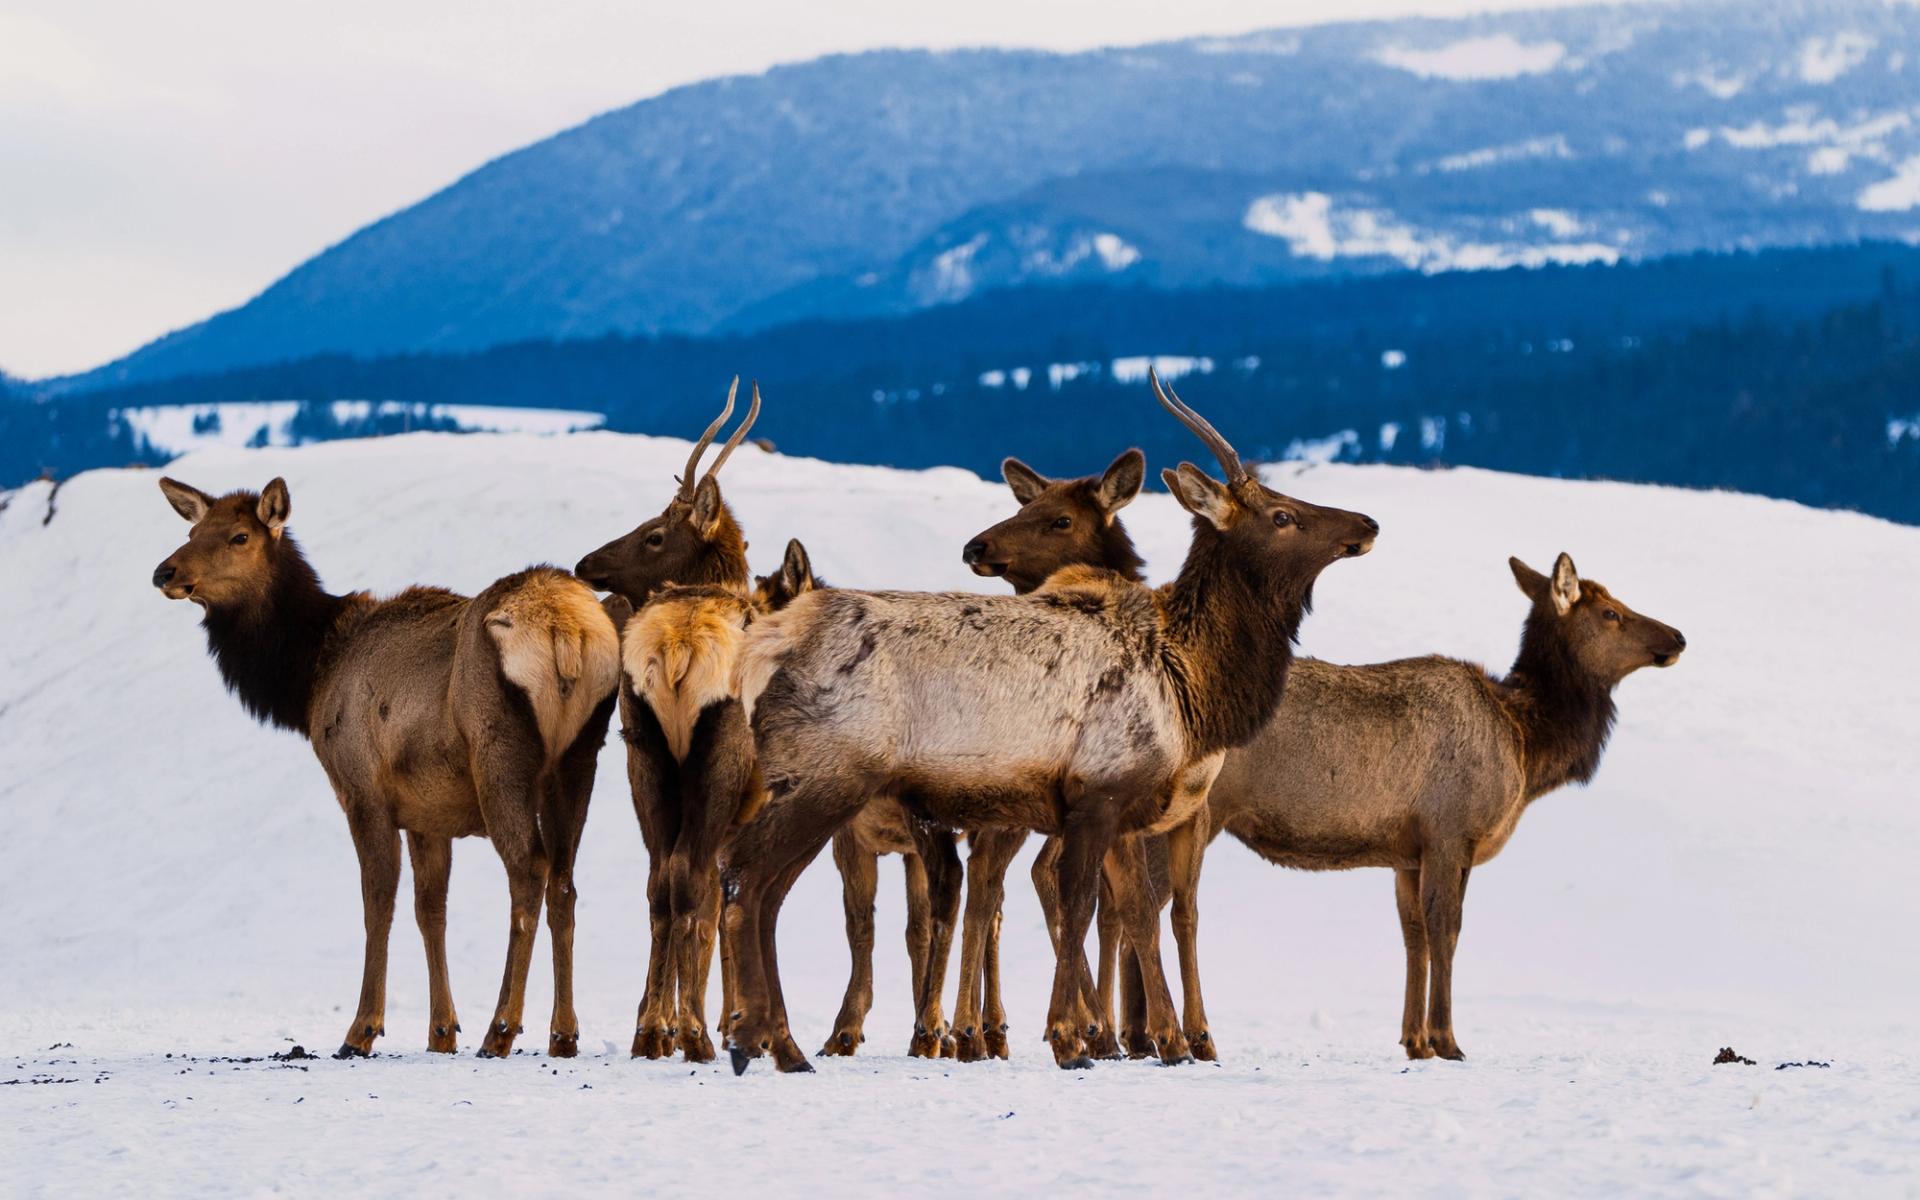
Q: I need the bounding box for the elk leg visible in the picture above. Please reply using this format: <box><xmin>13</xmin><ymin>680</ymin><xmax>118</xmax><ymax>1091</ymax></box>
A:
<box><xmin>758</xmin><ymin>850</ymin><xmax>818</xmax><ymax>1073</ymax></box>
<box><xmin>1119</xmin><ymin>942</ymin><xmax>1152</xmax><ymax>1059</ymax></box>
<box><xmin>542</xmin><ymin>695</ymin><xmax>608</xmax><ymax>1059</ymax></box>
<box><xmin>336</xmin><ymin>805</ymin><xmax>399</xmax><ymax>1059</ymax></box>
<box><xmin>725</xmin><ymin>783</ymin><xmax>865</xmax><ymax>1074</ymax></box>
<box><xmin>820</xmin><ymin>830</ymin><xmax>879</xmax><ymax>1056</ymax></box>
<box><xmin>1031</xmin><ymin>835</ymin><xmax>1063</xmax><ymax>954</ymax></box>
<box><xmin>1086</xmin><ymin>877</ymin><xmax>1124</xmax><ymax>1059</ymax></box>
<box><xmin>1166</xmin><ymin>813</ymin><xmax>1215</xmax><ymax>1059</ymax></box>
<box><xmin>1394</xmin><ymin>866</ymin><xmax>1433</xmax><ymax>1059</ymax></box>
<box><xmin>700</xmin><ymin>878</ymin><xmax>726</xmax><ymax>1038</ymax></box>
<box><xmin>671</xmin><ymin>856</ymin><xmax>720</xmax><ymax>1063</ymax></box>
<box><xmin>909</xmin><ymin>829</ymin><xmax>962</xmax><ymax>1059</ymax></box>
<box><xmin>1104</xmin><ymin>836</ymin><xmax>1192</xmax><ymax>1064</ymax></box>
<box><xmin>633</xmin><ymin>852</ymin><xmax>676</xmax><ymax>1058</ymax></box>
<box><xmin>952</xmin><ymin>828</ymin><xmax>1023</xmax><ymax>1062</ymax></box>
<box><xmin>1045</xmin><ymin>799</ymin><xmax>1118</xmax><ymax>1068</ymax></box>
<box><xmin>475</xmin><ymin>748</ymin><xmax>551</xmax><ymax>1059</ymax></box>
<box><xmin>406</xmin><ymin>832</ymin><xmax>458</xmax><ymax>1053</ymax></box>
<box><xmin>982</xmin><ymin>906</ymin><xmax>1010</xmax><ymax>1060</ymax></box>
<box><xmin>1421</xmin><ymin>858</ymin><xmax>1471</xmax><ymax>1061</ymax></box>
<box><xmin>625</xmin><ymin>702</ymin><xmax>680</xmax><ymax>1059</ymax></box>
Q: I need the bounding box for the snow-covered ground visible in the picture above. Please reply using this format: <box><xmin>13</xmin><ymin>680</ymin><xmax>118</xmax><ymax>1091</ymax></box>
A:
<box><xmin>2</xmin><ymin>431</ymin><xmax>1916</xmax><ymax>1196</ymax></box>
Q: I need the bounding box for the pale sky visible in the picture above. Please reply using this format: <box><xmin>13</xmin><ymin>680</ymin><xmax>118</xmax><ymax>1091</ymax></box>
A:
<box><xmin>1</xmin><ymin>0</ymin><xmax>1620</xmax><ymax>379</ymax></box>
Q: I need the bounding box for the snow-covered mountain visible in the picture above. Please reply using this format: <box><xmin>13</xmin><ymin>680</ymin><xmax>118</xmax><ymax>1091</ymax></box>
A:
<box><xmin>3</xmin><ymin>432</ymin><xmax>1916</xmax><ymax>1192</ymax></box>
<box><xmin>63</xmin><ymin>0</ymin><xmax>1920</xmax><ymax>390</ymax></box>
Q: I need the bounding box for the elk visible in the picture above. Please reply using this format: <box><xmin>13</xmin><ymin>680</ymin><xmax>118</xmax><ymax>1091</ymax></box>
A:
<box><xmin>150</xmin><ymin>476</ymin><xmax>619</xmax><ymax>1059</ymax></box>
<box><xmin>573</xmin><ymin>379</ymin><xmax>772</xmax><ymax>1060</ymax></box>
<box><xmin>934</xmin><ymin>450</ymin><xmax>1147</xmax><ymax>1062</ymax></box>
<box><xmin>817</xmin><ymin>449</ymin><xmax>1147</xmax><ymax>1063</ymax></box>
<box><xmin>1192</xmin><ymin>552</ymin><xmax>1686</xmax><ymax>1059</ymax></box>
<box><xmin>722</xmin><ymin>371</ymin><xmax>1377</xmax><ymax>1073</ymax></box>
<box><xmin>761</xmin><ymin>540</ymin><xmax>973</xmax><ymax>1063</ymax></box>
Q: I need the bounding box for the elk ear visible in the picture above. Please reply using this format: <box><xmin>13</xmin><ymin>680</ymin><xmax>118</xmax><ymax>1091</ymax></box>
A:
<box><xmin>1549</xmin><ymin>552</ymin><xmax>1581</xmax><ymax>616</ymax></box>
<box><xmin>690</xmin><ymin>475</ymin><xmax>725</xmax><ymax>537</ymax></box>
<box><xmin>158</xmin><ymin>477</ymin><xmax>213</xmax><ymax>524</ymax></box>
<box><xmin>1095</xmin><ymin>449</ymin><xmax>1145</xmax><ymax>517</ymax></box>
<box><xmin>1509</xmin><ymin>556</ymin><xmax>1548</xmax><ymax>602</ymax></box>
<box><xmin>1001</xmin><ymin>458</ymin><xmax>1050</xmax><ymax>505</ymax></box>
<box><xmin>778</xmin><ymin>538</ymin><xmax>815</xmax><ymax>599</ymax></box>
<box><xmin>256</xmin><ymin>477</ymin><xmax>291</xmax><ymax>535</ymax></box>
<box><xmin>1162</xmin><ymin>463</ymin><xmax>1235</xmax><ymax>530</ymax></box>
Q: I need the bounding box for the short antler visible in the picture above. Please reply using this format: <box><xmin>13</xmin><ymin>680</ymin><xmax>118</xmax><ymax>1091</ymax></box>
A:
<box><xmin>678</xmin><ymin>376</ymin><xmax>741</xmax><ymax>500</ymax></box>
<box><xmin>1149</xmin><ymin>367</ymin><xmax>1247</xmax><ymax>488</ymax></box>
<box><xmin>701</xmin><ymin>380</ymin><xmax>762</xmax><ymax>485</ymax></box>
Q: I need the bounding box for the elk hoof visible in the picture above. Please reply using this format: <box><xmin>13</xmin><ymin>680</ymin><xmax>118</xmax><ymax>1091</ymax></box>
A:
<box><xmin>548</xmin><ymin>1032</ymin><xmax>580</xmax><ymax>1059</ymax></box>
<box><xmin>818</xmin><ymin>1030</ymin><xmax>859</xmax><ymax>1057</ymax></box>
<box><xmin>333</xmin><ymin>1043</ymin><xmax>368</xmax><ymax>1060</ymax></box>
<box><xmin>730</xmin><ymin>1044</ymin><xmax>753</xmax><ymax>1076</ymax></box>
<box><xmin>1060</xmin><ymin>1055</ymin><xmax>1096</xmax><ymax>1071</ymax></box>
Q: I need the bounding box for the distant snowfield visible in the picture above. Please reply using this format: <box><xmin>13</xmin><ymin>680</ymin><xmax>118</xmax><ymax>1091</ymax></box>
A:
<box><xmin>114</xmin><ymin>400</ymin><xmax>604</xmax><ymax>456</ymax></box>
<box><xmin>1374</xmin><ymin>35</ymin><xmax>1567</xmax><ymax>81</ymax></box>
<box><xmin>1243</xmin><ymin>191</ymin><xmax>1622</xmax><ymax>272</ymax></box>
<box><xmin>3</xmin><ymin>432</ymin><xmax>1918</xmax><ymax>1196</ymax></box>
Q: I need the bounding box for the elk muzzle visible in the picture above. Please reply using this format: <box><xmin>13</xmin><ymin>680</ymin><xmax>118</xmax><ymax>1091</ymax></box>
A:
<box><xmin>961</xmin><ymin>539</ymin><xmax>1007</xmax><ymax>577</ymax></box>
<box><xmin>152</xmin><ymin>559</ymin><xmax>194</xmax><ymax>599</ymax></box>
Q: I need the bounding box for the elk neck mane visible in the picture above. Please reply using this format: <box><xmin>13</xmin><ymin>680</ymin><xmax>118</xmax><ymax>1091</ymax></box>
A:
<box><xmin>199</xmin><ymin>532</ymin><xmax>353</xmax><ymax>735</ymax></box>
<box><xmin>1156</xmin><ymin>518</ymin><xmax>1313</xmax><ymax>756</ymax></box>
<box><xmin>1501</xmin><ymin>605</ymin><xmax>1618</xmax><ymax>798</ymax></box>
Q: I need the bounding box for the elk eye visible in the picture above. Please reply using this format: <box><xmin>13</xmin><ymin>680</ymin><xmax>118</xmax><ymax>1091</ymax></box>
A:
<box><xmin>645</xmin><ymin>533</ymin><xmax>665</xmax><ymax>548</ymax></box>
<box><xmin>1603</xmin><ymin>609</ymin><xmax>1621</xmax><ymax>622</ymax></box>
<box><xmin>229</xmin><ymin>532</ymin><xmax>249</xmax><ymax>546</ymax></box>
<box><xmin>1052</xmin><ymin>517</ymin><xmax>1072</xmax><ymax>531</ymax></box>
<box><xmin>1272</xmin><ymin>510</ymin><xmax>1293</xmax><ymax>528</ymax></box>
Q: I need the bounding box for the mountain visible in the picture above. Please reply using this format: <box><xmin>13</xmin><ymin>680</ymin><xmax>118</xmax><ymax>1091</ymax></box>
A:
<box><xmin>53</xmin><ymin>0</ymin><xmax>1920</xmax><ymax>391</ymax></box>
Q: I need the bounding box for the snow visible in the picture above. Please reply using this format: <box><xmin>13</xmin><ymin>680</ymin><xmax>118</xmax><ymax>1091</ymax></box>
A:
<box><xmin>1797</xmin><ymin>33</ymin><xmax>1876</xmax><ymax>85</ymax></box>
<box><xmin>1529</xmin><ymin>208</ymin><xmax>1586</xmax><ymax>238</ymax></box>
<box><xmin>1108</xmin><ymin>354</ymin><xmax>1212</xmax><ymax>384</ymax></box>
<box><xmin>1090</xmin><ymin>232</ymin><xmax>1141</xmax><ymax>271</ymax></box>
<box><xmin>1380</xmin><ymin>348</ymin><xmax>1407</xmax><ymax>370</ymax></box>
<box><xmin>1859</xmin><ymin>154</ymin><xmax>1920</xmax><ymax>212</ymax></box>
<box><xmin>1673</xmin><ymin>68</ymin><xmax>1746</xmax><ymax>99</ymax></box>
<box><xmin>1429</xmin><ymin>134</ymin><xmax>1571</xmax><ymax>173</ymax></box>
<box><xmin>915</xmin><ymin>233</ymin><xmax>989</xmax><ymax>303</ymax></box>
<box><xmin>113</xmin><ymin>400</ymin><xmax>602</xmax><ymax>456</ymax></box>
<box><xmin>5</xmin><ymin>431</ymin><xmax>1920</xmax><ymax>1194</ymax></box>
<box><xmin>1373</xmin><ymin>35</ymin><xmax>1566</xmax><ymax>81</ymax></box>
<box><xmin>1243</xmin><ymin>192</ymin><xmax>1620</xmax><ymax>272</ymax></box>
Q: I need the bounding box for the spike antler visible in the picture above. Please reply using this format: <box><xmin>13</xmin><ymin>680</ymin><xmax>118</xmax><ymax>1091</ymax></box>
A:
<box><xmin>701</xmin><ymin>380</ymin><xmax>762</xmax><ymax>486</ymax></box>
<box><xmin>1150</xmin><ymin>366</ymin><xmax>1247</xmax><ymax>488</ymax></box>
<box><xmin>678</xmin><ymin>377</ymin><xmax>740</xmax><ymax>500</ymax></box>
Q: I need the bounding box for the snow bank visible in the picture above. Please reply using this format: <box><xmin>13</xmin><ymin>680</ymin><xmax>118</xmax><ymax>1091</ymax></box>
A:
<box><xmin>3</xmin><ymin>432</ymin><xmax>1917</xmax><ymax>1194</ymax></box>
<box><xmin>1374</xmin><ymin>35</ymin><xmax>1566</xmax><ymax>81</ymax></box>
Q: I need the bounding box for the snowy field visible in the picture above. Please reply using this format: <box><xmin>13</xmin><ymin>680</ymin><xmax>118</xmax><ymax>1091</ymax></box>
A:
<box><xmin>2</xmin><ymin>431</ymin><xmax>1917</xmax><ymax>1196</ymax></box>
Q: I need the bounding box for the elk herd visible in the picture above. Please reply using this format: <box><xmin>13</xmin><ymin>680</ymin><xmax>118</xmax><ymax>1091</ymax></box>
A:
<box><xmin>148</xmin><ymin>370</ymin><xmax>1686</xmax><ymax>1075</ymax></box>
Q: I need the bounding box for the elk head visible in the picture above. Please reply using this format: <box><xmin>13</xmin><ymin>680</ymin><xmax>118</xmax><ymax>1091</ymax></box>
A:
<box><xmin>752</xmin><ymin>539</ymin><xmax>822</xmax><ymax>613</ymax></box>
<box><xmin>151</xmin><ymin>476</ymin><xmax>293</xmax><ymax>610</ymax></box>
<box><xmin>962</xmin><ymin>449</ymin><xmax>1147</xmax><ymax>593</ymax></box>
<box><xmin>1151</xmin><ymin>367</ymin><xmax>1377</xmax><ymax>580</ymax></box>
<box><xmin>1510</xmin><ymin>553</ymin><xmax>1686</xmax><ymax>682</ymax></box>
<box><xmin>575</xmin><ymin>378</ymin><xmax>761</xmax><ymax>607</ymax></box>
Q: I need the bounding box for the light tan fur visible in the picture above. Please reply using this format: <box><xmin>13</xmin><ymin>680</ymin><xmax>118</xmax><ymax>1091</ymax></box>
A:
<box><xmin>488</xmin><ymin>576</ymin><xmax>622</xmax><ymax>758</ymax></box>
<box><xmin>625</xmin><ymin>589</ymin><xmax>752</xmax><ymax>762</ymax></box>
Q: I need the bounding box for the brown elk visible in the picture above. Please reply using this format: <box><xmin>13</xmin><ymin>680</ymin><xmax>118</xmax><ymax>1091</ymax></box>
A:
<box><xmin>1194</xmin><ymin>552</ymin><xmax>1685</xmax><ymax>1059</ymax></box>
<box><xmin>573</xmin><ymin>380</ymin><xmax>772</xmax><ymax>1061</ymax></box>
<box><xmin>934</xmin><ymin>450</ymin><xmax>1147</xmax><ymax>1062</ymax></box>
<box><xmin>150</xmin><ymin>476</ymin><xmax>620</xmax><ymax>1060</ymax></box>
<box><xmin>816</xmin><ymin>450</ymin><xmax>1147</xmax><ymax>1063</ymax></box>
<box><xmin>722</xmin><ymin>371</ymin><xmax>1377</xmax><ymax>1073</ymax></box>
<box><xmin>760</xmin><ymin>540</ymin><xmax>974</xmax><ymax>1064</ymax></box>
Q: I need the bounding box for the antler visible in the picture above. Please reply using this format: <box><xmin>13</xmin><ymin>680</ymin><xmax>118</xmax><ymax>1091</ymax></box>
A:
<box><xmin>678</xmin><ymin>376</ymin><xmax>740</xmax><ymax>500</ymax></box>
<box><xmin>1149</xmin><ymin>366</ymin><xmax>1247</xmax><ymax>487</ymax></box>
<box><xmin>700</xmin><ymin>380</ymin><xmax>762</xmax><ymax>485</ymax></box>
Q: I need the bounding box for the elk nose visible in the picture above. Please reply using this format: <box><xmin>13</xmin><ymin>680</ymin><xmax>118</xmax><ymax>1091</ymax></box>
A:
<box><xmin>152</xmin><ymin>565</ymin><xmax>175</xmax><ymax>588</ymax></box>
<box><xmin>1672</xmin><ymin>630</ymin><xmax>1687</xmax><ymax>650</ymax></box>
<box><xmin>961</xmin><ymin>540</ymin><xmax>988</xmax><ymax>565</ymax></box>
<box><xmin>1361</xmin><ymin>515</ymin><xmax>1379</xmax><ymax>533</ymax></box>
